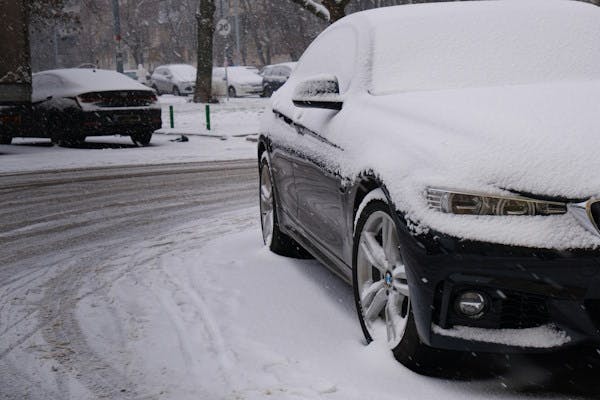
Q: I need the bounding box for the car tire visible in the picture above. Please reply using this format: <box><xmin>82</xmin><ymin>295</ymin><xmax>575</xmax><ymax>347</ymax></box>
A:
<box><xmin>0</xmin><ymin>135</ymin><xmax>12</xmax><ymax>144</ymax></box>
<box><xmin>228</xmin><ymin>86</ymin><xmax>237</xmax><ymax>98</ymax></box>
<box><xmin>151</xmin><ymin>84</ymin><xmax>160</xmax><ymax>95</ymax></box>
<box><xmin>131</xmin><ymin>132</ymin><xmax>152</xmax><ymax>146</ymax></box>
<box><xmin>259</xmin><ymin>153</ymin><xmax>309</xmax><ymax>258</ymax></box>
<box><xmin>353</xmin><ymin>196</ymin><xmax>460</xmax><ymax>376</ymax></box>
<box><xmin>173</xmin><ymin>86</ymin><xmax>181</xmax><ymax>96</ymax></box>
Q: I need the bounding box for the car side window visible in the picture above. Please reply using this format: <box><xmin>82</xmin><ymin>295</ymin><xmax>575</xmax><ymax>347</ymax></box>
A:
<box><xmin>293</xmin><ymin>26</ymin><xmax>357</xmax><ymax>93</ymax></box>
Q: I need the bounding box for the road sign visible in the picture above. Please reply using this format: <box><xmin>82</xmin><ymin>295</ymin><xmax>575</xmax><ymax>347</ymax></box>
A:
<box><xmin>216</xmin><ymin>18</ymin><xmax>232</xmax><ymax>37</ymax></box>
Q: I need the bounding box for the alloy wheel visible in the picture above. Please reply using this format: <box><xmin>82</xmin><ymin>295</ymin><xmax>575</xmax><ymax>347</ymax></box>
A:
<box><xmin>356</xmin><ymin>211</ymin><xmax>410</xmax><ymax>348</ymax></box>
<box><xmin>260</xmin><ymin>163</ymin><xmax>274</xmax><ymax>246</ymax></box>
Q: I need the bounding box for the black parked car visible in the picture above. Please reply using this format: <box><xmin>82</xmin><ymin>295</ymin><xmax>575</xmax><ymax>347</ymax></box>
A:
<box><xmin>260</xmin><ymin>62</ymin><xmax>296</xmax><ymax>97</ymax></box>
<box><xmin>258</xmin><ymin>0</ymin><xmax>600</xmax><ymax>375</ymax></box>
<box><xmin>12</xmin><ymin>68</ymin><xmax>162</xmax><ymax>146</ymax></box>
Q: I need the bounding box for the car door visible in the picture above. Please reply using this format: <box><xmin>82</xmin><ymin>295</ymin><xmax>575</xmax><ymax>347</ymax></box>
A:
<box><xmin>285</xmin><ymin>27</ymin><xmax>358</xmax><ymax>260</ymax></box>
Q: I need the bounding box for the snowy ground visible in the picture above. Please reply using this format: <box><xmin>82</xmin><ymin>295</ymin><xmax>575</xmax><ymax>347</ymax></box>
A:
<box><xmin>1</xmin><ymin>98</ymin><xmax>599</xmax><ymax>399</ymax></box>
<box><xmin>0</xmin><ymin>96</ymin><xmax>265</xmax><ymax>174</ymax></box>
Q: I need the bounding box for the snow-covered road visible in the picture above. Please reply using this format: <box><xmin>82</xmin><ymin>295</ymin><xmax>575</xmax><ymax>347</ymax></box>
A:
<box><xmin>0</xmin><ymin>162</ymin><xmax>598</xmax><ymax>399</ymax></box>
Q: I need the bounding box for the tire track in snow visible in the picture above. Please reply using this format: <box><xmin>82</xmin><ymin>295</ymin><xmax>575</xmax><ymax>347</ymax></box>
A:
<box><xmin>0</xmin><ymin>161</ymin><xmax>258</xmax><ymax>399</ymax></box>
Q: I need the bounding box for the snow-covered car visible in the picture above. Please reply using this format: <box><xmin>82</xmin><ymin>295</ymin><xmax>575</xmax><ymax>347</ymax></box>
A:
<box><xmin>212</xmin><ymin>66</ymin><xmax>263</xmax><ymax>98</ymax></box>
<box><xmin>151</xmin><ymin>64</ymin><xmax>196</xmax><ymax>96</ymax></box>
<box><xmin>20</xmin><ymin>68</ymin><xmax>161</xmax><ymax>146</ymax></box>
<box><xmin>260</xmin><ymin>62</ymin><xmax>296</xmax><ymax>97</ymax></box>
<box><xmin>258</xmin><ymin>0</ymin><xmax>600</xmax><ymax>375</ymax></box>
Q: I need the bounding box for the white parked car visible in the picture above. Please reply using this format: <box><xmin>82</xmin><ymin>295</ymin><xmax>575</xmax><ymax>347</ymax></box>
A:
<box><xmin>212</xmin><ymin>66</ymin><xmax>263</xmax><ymax>98</ymax></box>
<box><xmin>150</xmin><ymin>64</ymin><xmax>196</xmax><ymax>96</ymax></box>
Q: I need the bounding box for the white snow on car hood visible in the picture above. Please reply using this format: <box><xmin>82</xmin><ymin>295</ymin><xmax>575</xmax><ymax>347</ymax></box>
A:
<box><xmin>33</xmin><ymin>68</ymin><xmax>152</xmax><ymax>101</ymax></box>
<box><xmin>361</xmin><ymin>80</ymin><xmax>600</xmax><ymax>201</ymax></box>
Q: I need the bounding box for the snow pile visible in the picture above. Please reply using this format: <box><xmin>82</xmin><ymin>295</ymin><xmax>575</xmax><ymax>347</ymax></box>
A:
<box><xmin>432</xmin><ymin>324</ymin><xmax>571</xmax><ymax>349</ymax></box>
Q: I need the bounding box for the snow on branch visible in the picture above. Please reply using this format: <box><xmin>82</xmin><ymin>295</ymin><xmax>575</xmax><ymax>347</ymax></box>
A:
<box><xmin>289</xmin><ymin>0</ymin><xmax>331</xmax><ymax>21</ymax></box>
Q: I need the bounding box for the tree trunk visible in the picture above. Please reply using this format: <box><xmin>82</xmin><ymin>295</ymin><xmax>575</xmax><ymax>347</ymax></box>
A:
<box><xmin>194</xmin><ymin>0</ymin><xmax>215</xmax><ymax>103</ymax></box>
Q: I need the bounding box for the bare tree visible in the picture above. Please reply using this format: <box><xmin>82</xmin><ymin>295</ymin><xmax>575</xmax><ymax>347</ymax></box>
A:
<box><xmin>194</xmin><ymin>0</ymin><xmax>215</xmax><ymax>103</ymax></box>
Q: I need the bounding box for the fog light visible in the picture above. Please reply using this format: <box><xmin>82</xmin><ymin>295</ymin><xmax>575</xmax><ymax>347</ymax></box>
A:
<box><xmin>455</xmin><ymin>291</ymin><xmax>487</xmax><ymax>318</ymax></box>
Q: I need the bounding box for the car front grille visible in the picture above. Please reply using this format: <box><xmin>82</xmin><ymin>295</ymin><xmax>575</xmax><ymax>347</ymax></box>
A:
<box><xmin>499</xmin><ymin>290</ymin><xmax>550</xmax><ymax>329</ymax></box>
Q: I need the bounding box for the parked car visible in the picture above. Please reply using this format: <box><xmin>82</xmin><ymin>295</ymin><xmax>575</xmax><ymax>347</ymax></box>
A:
<box><xmin>258</xmin><ymin>0</ymin><xmax>600</xmax><ymax>375</ymax></box>
<box><xmin>123</xmin><ymin>67</ymin><xmax>151</xmax><ymax>86</ymax></box>
<box><xmin>151</xmin><ymin>64</ymin><xmax>196</xmax><ymax>96</ymax></box>
<box><xmin>212</xmin><ymin>66</ymin><xmax>263</xmax><ymax>98</ymax></box>
<box><xmin>260</xmin><ymin>62</ymin><xmax>296</xmax><ymax>97</ymax></box>
<box><xmin>20</xmin><ymin>68</ymin><xmax>161</xmax><ymax>146</ymax></box>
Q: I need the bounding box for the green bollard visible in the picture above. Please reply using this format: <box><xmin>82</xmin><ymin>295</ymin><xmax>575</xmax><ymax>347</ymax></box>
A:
<box><xmin>169</xmin><ymin>105</ymin><xmax>174</xmax><ymax>128</ymax></box>
<box><xmin>205</xmin><ymin>104</ymin><xmax>211</xmax><ymax>131</ymax></box>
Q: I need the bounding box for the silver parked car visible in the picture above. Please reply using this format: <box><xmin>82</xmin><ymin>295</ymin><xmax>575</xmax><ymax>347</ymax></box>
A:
<box><xmin>150</xmin><ymin>64</ymin><xmax>196</xmax><ymax>96</ymax></box>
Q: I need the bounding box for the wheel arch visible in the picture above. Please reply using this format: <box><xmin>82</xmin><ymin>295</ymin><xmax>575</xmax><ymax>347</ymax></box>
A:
<box><xmin>351</xmin><ymin>172</ymin><xmax>387</xmax><ymax>228</ymax></box>
<box><xmin>257</xmin><ymin>135</ymin><xmax>270</xmax><ymax>168</ymax></box>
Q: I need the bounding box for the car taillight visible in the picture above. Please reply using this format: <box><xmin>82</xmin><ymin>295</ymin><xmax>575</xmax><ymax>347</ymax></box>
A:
<box><xmin>0</xmin><ymin>114</ymin><xmax>21</xmax><ymax>125</ymax></box>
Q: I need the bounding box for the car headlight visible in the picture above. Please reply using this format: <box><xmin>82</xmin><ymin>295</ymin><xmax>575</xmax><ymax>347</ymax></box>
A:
<box><xmin>426</xmin><ymin>188</ymin><xmax>567</xmax><ymax>216</ymax></box>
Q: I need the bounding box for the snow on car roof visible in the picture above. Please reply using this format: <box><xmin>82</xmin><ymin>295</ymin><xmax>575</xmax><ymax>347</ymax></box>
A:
<box><xmin>349</xmin><ymin>0</ymin><xmax>600</xmax><ymax>94</ymax></box>
<box><xmin>166</xmin><ymin>64</ymin><xmax>196</xmax><ymax>81</ymax></box>
<box><xmin>34</xmin><ymin>68</ymin><xmax>151</xmax><ymax>93</ymax></box>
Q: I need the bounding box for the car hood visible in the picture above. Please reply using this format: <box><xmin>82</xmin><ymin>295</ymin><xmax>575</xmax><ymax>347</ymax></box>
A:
<box><xmin>33</xmin><ymin>69</ymin><xmax>152</xmax><ymax>102</ymax></box>
<box><xmin>349</xmin><ymin>80</ymin><xmax>600</xmax><ymax>201</ymax></box>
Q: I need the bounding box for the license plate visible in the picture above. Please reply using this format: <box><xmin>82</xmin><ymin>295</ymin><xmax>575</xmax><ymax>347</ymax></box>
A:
<box><xmin>117</xmin><ymin>114</ymin><xmax>141</xmax><ymax>124</ymax></box>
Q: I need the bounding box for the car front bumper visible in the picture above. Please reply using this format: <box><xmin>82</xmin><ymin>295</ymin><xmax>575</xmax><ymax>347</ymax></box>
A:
<box><xmin>397</xmin><ymin>219</ymin><xmax>600</xmax><ymax>353</ymax></box>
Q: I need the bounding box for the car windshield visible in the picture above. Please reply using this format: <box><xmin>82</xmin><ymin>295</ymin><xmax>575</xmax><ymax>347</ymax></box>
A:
<box><xmin>370</xmin><ymin>2</ymin><xmax>600</xmax><ymax>94</ymax></box>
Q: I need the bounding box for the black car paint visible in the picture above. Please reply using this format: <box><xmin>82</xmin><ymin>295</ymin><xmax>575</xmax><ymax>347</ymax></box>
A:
<box><xmin>260</xmin><ymin>110</ymin><xmax>600</xmax><ymax>353</ymax></box>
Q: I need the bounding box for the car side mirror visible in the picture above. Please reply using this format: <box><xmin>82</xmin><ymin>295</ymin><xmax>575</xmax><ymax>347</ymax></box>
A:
<box><xmin>292</xmin><ymin>75</ymin><xmax>343</xmax><ymax>111</ymax></box>
<box><xmin>166</xmin><ymin>74</ymin><xmax>173</xmax><ymax>80</ymax></box>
